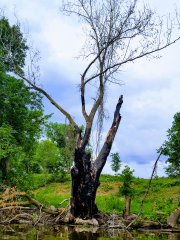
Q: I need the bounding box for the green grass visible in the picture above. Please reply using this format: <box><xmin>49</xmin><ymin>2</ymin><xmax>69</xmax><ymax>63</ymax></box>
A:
<box><xmin>30</xmin><ymin>174</ymin><xmax>180</xmax><ymax>223</ymax></box>
<box><xmin>34</xmin><ymin>182</ymin><xmax>70</xmax><ymax>207</ymax></box>
<box><xmin>96</xmin><ymin>195</ymin><xmax>124</xmax><ymax>213</ymax></box>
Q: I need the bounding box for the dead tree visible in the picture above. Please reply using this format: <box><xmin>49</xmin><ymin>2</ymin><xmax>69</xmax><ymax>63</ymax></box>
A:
<box><xmin>2</xmin><ymin>0</ymin><xmax>180</xmax><ymax>220</ymax></box>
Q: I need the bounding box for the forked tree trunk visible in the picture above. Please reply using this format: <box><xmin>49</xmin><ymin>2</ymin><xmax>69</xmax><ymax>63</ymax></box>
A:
<box><xmin>70</xmin><ymin>149</ymin><xmax>99</xmax><ymax>219</ymax></box>
<box><xmin>70</xmin><ymin>96</ymin><xmax>123</xmax><ymax>219</ymax></box>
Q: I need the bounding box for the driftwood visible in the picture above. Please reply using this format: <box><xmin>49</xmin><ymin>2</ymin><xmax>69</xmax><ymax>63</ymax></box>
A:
<box><xmin>0</xmin><ymin>191</ymin><xmax>59</xmax><ymax>215</ymax></box>
<box><xmin>0</xmin><ymin>188</ymin><xmax>69</xmax><ymax>225</ymax></box>
<box><xmin>167</xmin><ymin>208</ymin><xmax>180</xmax><ymax>229</ymax></box>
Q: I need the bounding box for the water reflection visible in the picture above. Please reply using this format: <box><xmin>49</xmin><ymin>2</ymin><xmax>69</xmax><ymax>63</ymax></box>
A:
<box><xmin>0</xmin><ymin>224</ymin><xmax>179</xmax><ymax>240</ymax></box>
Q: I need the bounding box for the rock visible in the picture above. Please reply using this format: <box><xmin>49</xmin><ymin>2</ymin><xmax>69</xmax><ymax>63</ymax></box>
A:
<box><xmin>75</xmin><ymin>217</ymin><xmax>99</xmax><ymax>226</ymax></box>
<box><xmin>167</xmin><ymin>208</ymin><xmax>180</xmax><ymax>229</ymax></box>
<box><xmin>50</xmin><ymin>205</ymin><xmax>56</xmax><ymax>211</ymax></box>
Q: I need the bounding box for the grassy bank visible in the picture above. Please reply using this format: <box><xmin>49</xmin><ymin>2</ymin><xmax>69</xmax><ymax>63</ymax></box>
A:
<box><xmin>32</xmin><ymin>174</ymin><xmax>180</xmax><ymax>223</ymax></box>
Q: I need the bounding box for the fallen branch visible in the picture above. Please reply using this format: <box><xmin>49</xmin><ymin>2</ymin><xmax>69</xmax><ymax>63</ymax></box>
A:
<box><xmin>34</xmin><ymin>205</ymin><xmax>43</xmax><ymax>226</ymax></box>
<box><xmin>2</xmin><ymin>213</ymin><xmax>34</xmax><ymax>224</ymax></box>
<box><xmin>0</xmin><ymin>201</ymin><xmax>30</xmax><ymax>208</ymax></box>
<box><xmin>0</xmin><ymin>206</ymin><xmax>34</xmax><ymax>211</ymax></box>
<box><xmin>126</xmin><ymin>150</ymin><xmax>162</xmax><ymax>229</ymax></box>
<box><xmin>0</xmin><ymin>191</ymin><xmax>59</xmax><ymax>215</ymax></box>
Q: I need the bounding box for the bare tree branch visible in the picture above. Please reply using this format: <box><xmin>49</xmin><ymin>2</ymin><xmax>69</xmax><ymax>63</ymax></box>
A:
<box><xmin>16</xmin><ymin>72</ymin><xmax>80</xmax><ymax>134</ymax></box>
<box><xmin>94</xmin><ymin>95</ymin><xmax>123</xmax><ymax>176</ymax></box>
<box><xmin>126</xmin><ymin>150</ymin><xmax>163</xmax><ymax>229</ymax></box>
<box><xmin>61</xmin><ymin>1</ymin><xmax>180</xmax><ymax>153</ymax></box>
<box><xmin>84</xmin><ymin>35</ymin><xmax>180</xmax><ymax>83</ymax></box>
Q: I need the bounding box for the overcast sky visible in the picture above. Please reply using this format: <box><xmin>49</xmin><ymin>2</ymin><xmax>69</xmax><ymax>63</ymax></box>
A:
<box><xmin>1</xmin><ymin>0</ymin><xmax>180</xmax><ymax>178</ymax></box>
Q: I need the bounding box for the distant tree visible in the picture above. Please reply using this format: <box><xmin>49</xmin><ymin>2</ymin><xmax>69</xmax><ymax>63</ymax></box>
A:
<box><xmin>161</xmin><ymin>112</ymin><xmax>180</xmax><ymax>177</ymax></box>
<box><xmin>45</xmin><ymin>122</ymin><xmax>76</xmax><ymax>171</ymax></box>
<box><xmin>34</xmin><ymin>140</ymin><xmax>64</xmax><ymax>173</ymax></box>
<box><xmin>120</xmin><ymin>165</ymin><xmax>134</xmax><ymax>218</ymax></box>
<box><xmin>111</xmin><ymin>152</ymin><xmax>121</xmax><ymax>174</ymax></box>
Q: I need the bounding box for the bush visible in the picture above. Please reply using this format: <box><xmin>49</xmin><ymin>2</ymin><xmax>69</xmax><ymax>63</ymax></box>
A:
<box><xmin>50</xmin><ymin>172</ymin><xmax>70</xmax><ymax>183</ymax></box>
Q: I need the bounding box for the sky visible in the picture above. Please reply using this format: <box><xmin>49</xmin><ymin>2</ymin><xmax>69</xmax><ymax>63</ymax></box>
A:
<box><xmin>1</xmin><ymin>0</ymin><xmax>180</xmax><ymax>178</ymax></box>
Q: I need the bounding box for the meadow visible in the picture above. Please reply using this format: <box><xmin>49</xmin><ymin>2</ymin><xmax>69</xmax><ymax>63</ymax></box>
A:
<box><xmin>28</xmin><ymin>174</ymin><xmax>180</xmax><ymax>223</ymax></box>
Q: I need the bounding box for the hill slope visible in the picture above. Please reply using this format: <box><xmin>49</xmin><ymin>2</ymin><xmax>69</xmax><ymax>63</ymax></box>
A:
<box><xmin>33</xmin><ymin>174</ymin><xmax>180</xmax><ymax>223</ymax></box>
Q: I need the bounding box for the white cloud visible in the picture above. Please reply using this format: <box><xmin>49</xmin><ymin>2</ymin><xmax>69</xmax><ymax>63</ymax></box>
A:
<box><xmin>1</xmin><ymin>0</ymin><xmax>179</xmax><ymax>177</ymax></box>
<box><xmin>103</xmin><ymin>158</ymin><xmax>167</xmax><ymax>178</ymax></box>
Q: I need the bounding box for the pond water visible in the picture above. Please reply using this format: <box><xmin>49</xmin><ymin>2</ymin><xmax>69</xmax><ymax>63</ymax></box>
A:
<box><xmin>0</xmin><ymin>225</ymin><xmax>179</xmax><ymax>240</ymax></box>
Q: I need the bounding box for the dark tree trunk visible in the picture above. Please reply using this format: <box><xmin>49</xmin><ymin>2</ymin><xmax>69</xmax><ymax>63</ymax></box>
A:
<box><xmin>70</xmin><ymin>149</ymin><xmax>99</xmax><ymax>219</ymax></box>
<box><xmin>0</xmin><ymin>157</ymin><xmax>10</xmax><ymax>181</ymax></box>
<box><xmin>70</xmin><ymin>96</ymin><xmax>123</xmax><ymax>220</ymax></box>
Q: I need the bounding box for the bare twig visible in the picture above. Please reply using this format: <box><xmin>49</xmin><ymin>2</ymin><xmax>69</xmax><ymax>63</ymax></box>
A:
<box><xmin>126</xmin><ymin>150</ymin><xmax>162</xmax><ymax>229</ymax></box>
<box><xmin>1</xmin><ymin>213</ymin><xmax>34</xmax><ymax>224</ymax></box>
<box><xmin>59</xmin><ymin>198</ymin><xmax>69</xmax><ymax>206</ymax></box>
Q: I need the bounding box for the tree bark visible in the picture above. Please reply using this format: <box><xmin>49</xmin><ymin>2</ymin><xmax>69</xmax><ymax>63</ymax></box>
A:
<box><xmin>70</xmin><ymin>96</ymin><xmax>123</xmax><ymax>220</ymax></box>
<box><xmin>1</xmin><ymin>157</ymin><xmax>10</xmax><ymax>181</ymax></box>
<box><xmin>123</xmin><ymin>197</ymin><xmax>131</xmax><ymax>219</ymax></box>
<box><xmin>70</xmin><ymin>149</ymin><xmax>99</xmax><ymax>219</ymax></box>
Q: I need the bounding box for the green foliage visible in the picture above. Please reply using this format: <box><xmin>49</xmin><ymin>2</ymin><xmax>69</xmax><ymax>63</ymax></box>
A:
<box><xmin>0</xmin><ymin>17</ymin><xmax>28</xmax><ymax>74</ymax></box>
<box><xmin>0</xmin><ymin>17</ymin><xmax>49</xmax><ymax>183</ymax></box>
<box><xmin>45</xmin><ymin>122</ymin><xmax>75</xmax><ymax>148</ymax></box>
<box><xmin>119</xmin><ymin>166</ymin><xmax>134</xmax><ymax>197</ymax></box>
<box><xmin>110</xmin><ymin>152</ymin><xmax>121</xmax><ymax>174</ymax></box>
<box><xmin>0</xmin><ymin>71</ymin><xmax>47</xmax><ymax>181</ymax></box>
<box><xmin>102</xmin><ymin>184</ymin><xmax>113</xmax><ymax>192</ymax></box>
<box><xmin>33</xmin><ymin>140</ymin><xmax>64</xmax><ymax>173</ymax></box>
<box><xmin>0</xmin><ymin>124</ymin><xmax>18</xmax><ymax>159</ymax></box>
<box><xmin>161</xmin><ymin>112</ymin><xmax>180</xmax><ymax>177</ymax></box>
<box><xmin>0</xmin><ymin>71</ymin><xmax>45</xmax><ymax>152</ymax></box>
<box><xmin>45</xmin><ymin>122</ymin><xmax>76</xmax><ymax>171</ymax></box>
<box><xmin>49</xmin><ymin>171</ymin><xmax>70</xmax><ymax>183</ymax></box>
<box><xmin>100</xmin><ymin>174</ymin><xmax>120</xmax><ymax>182</ymax></box>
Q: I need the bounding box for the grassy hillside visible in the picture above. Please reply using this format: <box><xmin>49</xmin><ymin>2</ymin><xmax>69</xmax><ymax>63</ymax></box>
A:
<box><xmin>32</xmin><ymin>174</ymin><xmax>180</xmax><ymax>223</ymax></box>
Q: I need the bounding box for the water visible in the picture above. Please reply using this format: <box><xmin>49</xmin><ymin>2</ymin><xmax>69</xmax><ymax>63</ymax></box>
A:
<box><xmin>0</xmin><ymin>225</ymin><xmax>179</xmax><ymax>240</ymax></box>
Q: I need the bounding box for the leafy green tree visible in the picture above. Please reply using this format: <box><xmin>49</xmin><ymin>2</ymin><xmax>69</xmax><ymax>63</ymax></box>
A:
<box><xmin>0</xmin><ymin>17</ymin><xmax>28</xmax><ymax>74</ymax></box>
<box><xmin>0</xmin><ymin>17</ymin><xmax>47</xmax><ymax>182</ymax></box>
<box><xmin>161</xmin><ymin>112</ymin><xmax>180</xmax><ymax>177</ymax></box>
<box><xmin>0</xmin><ymin>71</ymin><xmax>46</xmax><ymax>180</ymax></box>
<box><xmin>110</xmin><ymin>152</ymin><xmax>121</xmax><ymax>174</ymax></box>
<box><xmin>33</xmin><ymin>140</ymin><xmax>63</xmax><ymax>173</ymax></box>
<box><xmin>120</xmin><ymin>165</ymin><xmax>134</xmax><ymax>218</ymax></box>
<box><xmin>45</xmin><ymin>122</ymin><xmax>76</xmax><ymax>171</ymax></box>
